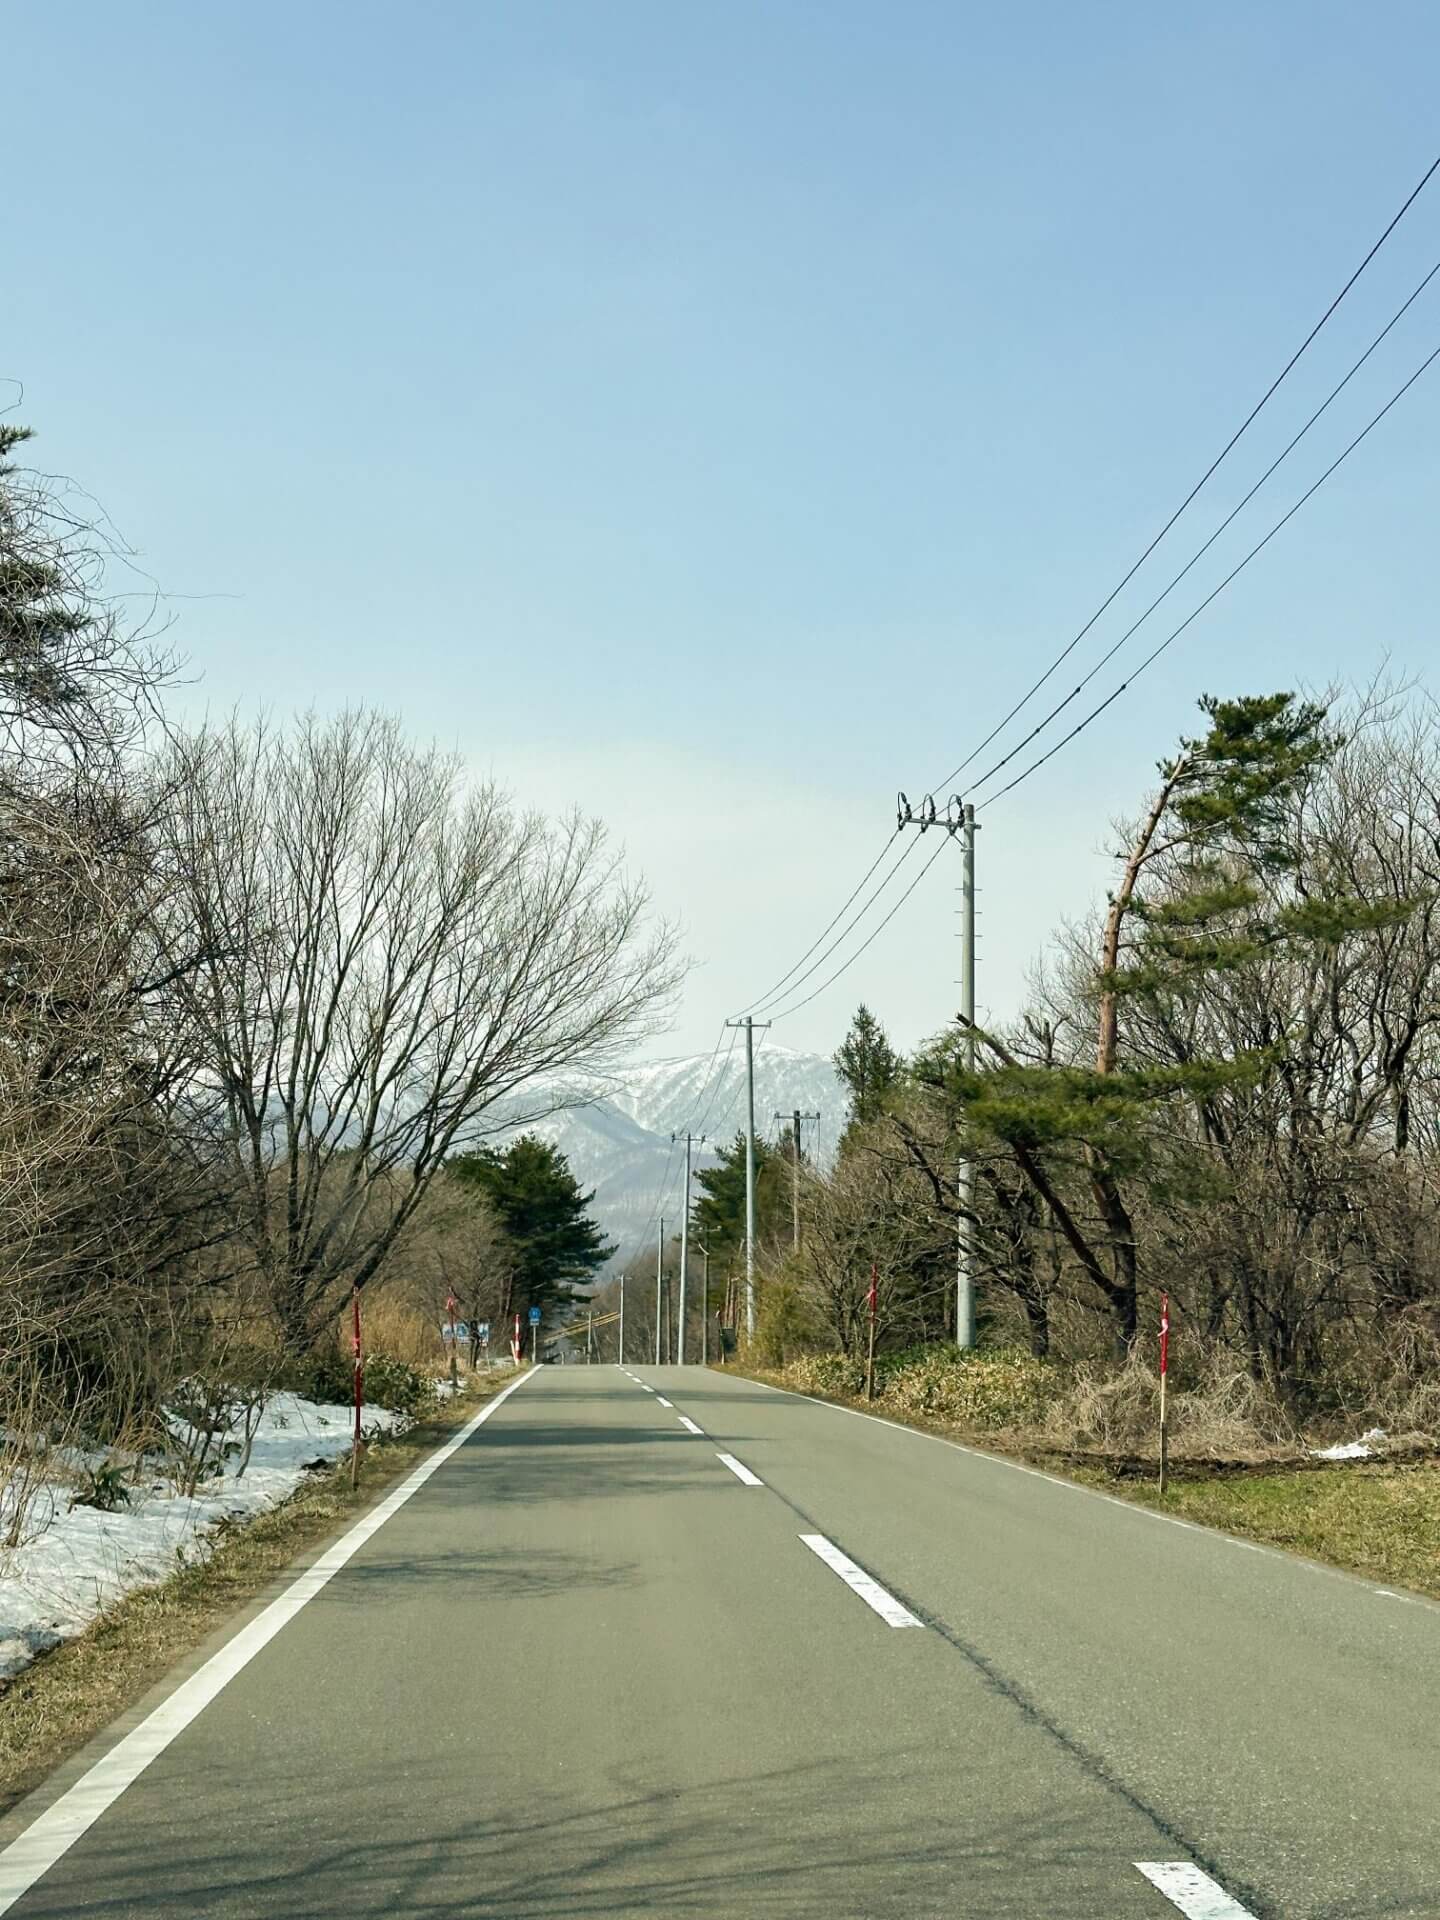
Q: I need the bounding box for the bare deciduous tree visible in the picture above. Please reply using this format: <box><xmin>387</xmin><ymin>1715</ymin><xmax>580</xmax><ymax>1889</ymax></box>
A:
<box><xmin>162</xmin><ymin>711</ymin><xmax>680</xmax><ymax>1350</ymax></box>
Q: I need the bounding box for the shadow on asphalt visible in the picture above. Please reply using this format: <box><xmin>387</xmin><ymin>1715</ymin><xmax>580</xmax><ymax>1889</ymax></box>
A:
<box><xmin>319</xmin><ymin>1543</ymin><xmax>641</xmax><ymax>1603</ymax></box>
<box><xmin>9</xmin><ymin>1752</ymin><xmax>1292</xmax><ymax>1920</ymax></box>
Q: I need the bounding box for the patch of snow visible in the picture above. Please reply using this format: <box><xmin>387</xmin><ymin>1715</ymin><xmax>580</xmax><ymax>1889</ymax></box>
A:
<box><xmin>0</xmin><ymin>1391</ymin><xmax>403</xmax><ymax>1683</ymax></box>
<box><xmin>1311</xmin><ymin>1426</ymin><xmax>1388</xmax><ymax>1462</ymax></box>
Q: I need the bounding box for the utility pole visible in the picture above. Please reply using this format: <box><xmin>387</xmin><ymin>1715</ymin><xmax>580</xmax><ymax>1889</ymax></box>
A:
<box><xmin>618</xmin><ymin>1272</ymin><xmax>625</xmax><ymax>1365</ymax></box>
<box><xmin>672</xmin><ymin>1131</ymin><xmax>704</xmax><ymax>1365</ymax></box>
<box><xmin>725</xmin><ymin>1016</ymin><xmax>770</xmax><ymax>1340</ymax></box>
<box><xmin>956</xmin><ymin>802</ymin><xmax>978</xmax><ymax>1348</ymax></box>
<box><xmin>897</xmin><ymin>791</ymin><xmax>977</xmax><ymax>1347</ymax></box>
<box><xmin>655</xmin><ymin>1215</ymin><xmax>664</xmax><ymax>1366</ymax></box>
<box><xmin>774</xmin><ymin>1109</ymin><xmax>820</xmax><ymax>1252</ymax></box>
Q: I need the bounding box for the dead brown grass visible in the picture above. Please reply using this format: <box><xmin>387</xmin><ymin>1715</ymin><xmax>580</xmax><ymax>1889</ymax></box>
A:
<box><xmin>0</xmin><ymin>1371</ymin><xmax>516</xmax><ymax>1812</ymax></box>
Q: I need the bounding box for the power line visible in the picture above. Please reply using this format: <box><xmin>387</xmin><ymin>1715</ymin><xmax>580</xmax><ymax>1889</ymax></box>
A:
<box><xmin>983</xmin><ymin>334</ymin><xmax>1440</xmax><ymax>808</ymax></box>
<box><xmin>928</xmin><ymin>146</ymin><xmax>1440</xmax><ymax>798</ymax></box>
<box><xmin>731</xmin><ymin>828</ymin><xmax>900</xmax><ymax>1017</ymax></box>
<box><xmin>766</xmin><ymin>834</ymin><xmax>954</xmax><ymax>1023</ymax></box>
<box><xmin>967</xmin><ymin>251</ymin><xmax>1440</xmax><ymax>798</ymax></box>
<box><xmin>746</xmin><ymin>833</ymin><xmax>924</xmax><ymax>1018</ymax></box>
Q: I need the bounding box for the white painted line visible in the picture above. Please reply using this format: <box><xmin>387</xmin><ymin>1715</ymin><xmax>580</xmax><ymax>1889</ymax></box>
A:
<box><xmin>716</xmin><ymin>1452</ymin><xmax>764</xmax><ymax>1486</ymax></box>
<box><xmin>1135</xmin><ymin>1862</ymin><xmax>1258</xmax><ymax>1918</ymax></box>
<box><xmin>799</xmin><ymin>1533</ymin><xmax>923</xmax><ymax>1629</ymax></box>
<box><xmin>0</xmin><ymin>1367</ymin><xmax>539</xmax><ymax>1916</ymax></box>
<box><xmin>656</xmin><ymin>1396</ymin><xmax>673</xmax><ymax>1407</ymax></box>
<box><xmin>640</xmin><ymin>1384</ymin><xmax>655</xmax><ymax>1393</ymax></box>
<box><xmin>678</xmin><ymin>1416</ymin><xmax>704</xmax><ymax>1435</ymax></box>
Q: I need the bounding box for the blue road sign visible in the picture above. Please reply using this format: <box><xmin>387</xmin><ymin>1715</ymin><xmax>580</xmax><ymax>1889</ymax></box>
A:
<box><xmin>476</xmin><ymin>1321</ymin><xmax>490</xmax><ymax>1342</ymax></box>
<box><xmin>528</xmin><ymin>1306</ymin><xmax>541</xmax><ymax>1325</ymax></box>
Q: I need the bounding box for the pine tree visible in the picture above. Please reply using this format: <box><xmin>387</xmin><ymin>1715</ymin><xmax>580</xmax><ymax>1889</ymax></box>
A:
<box><xmin>834</xmin><ymin>1004</ymin><xmax>902</xmax><ymax>1146</ymax></box>
<box><xmin>690</xmin><ymin>1132</ymin><xmax>788</xmax><ymax>1270</ymax></box>
<box><xmin>448</xmin><ymin>1136</ymin><xmax>613</xmax><ymax>1316</ymax></box>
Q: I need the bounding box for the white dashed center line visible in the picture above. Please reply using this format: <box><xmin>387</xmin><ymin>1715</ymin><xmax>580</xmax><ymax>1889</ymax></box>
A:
<box><xmin>1135</xmin><ymin>1863</ymin><xmax>1257</xmax><ymax>1918</ymax></box>
<box><xmin>656</xmin><ymin>1396</ymin><xmax>672</xmax><ymax>1407</ymax></box>
<box><xmin>678</xmin><ymin>1417</ymin><xmax>704</xmax><ymax>1435</ymax></box>
<box><xmin>799</xmin><ymin>1533</ymin><xmax>923</xmax><ymax>1629</ymax></box>
<box><xmin>716</xmin><ymin>1452</ymin><xmax>764</xmax><ymax>1486</ymax></box>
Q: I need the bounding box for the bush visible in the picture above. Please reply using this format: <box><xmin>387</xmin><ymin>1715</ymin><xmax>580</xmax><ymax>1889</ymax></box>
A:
<box><xmin>772</xmin><ymin>1342</ymin><xmax>1055</xmax><ymax>1431</ymax></box>
<box><xmin>69</xmin><ymin>1458</ymin><xmax>132</xmax><ymax>1512</ymax></box>
<box><xmin>783</xmin><ymin>1352</ymin><xmax>868</xmax><ymax>1398</ymax></box>
<box><xmin>279</xmin><ymin>1349</ymin><xmax>436</xmax><ymax>1419</ymax></box>
<box><xmin>361</xmin><ymin>1353</ymin><xmax>437</xmax><ymax>1418</ymax></box>
<box><xmin>879</xmin><ymin>1346</ymin><xmax>1054</xmax><ymax>1430</ymax></box>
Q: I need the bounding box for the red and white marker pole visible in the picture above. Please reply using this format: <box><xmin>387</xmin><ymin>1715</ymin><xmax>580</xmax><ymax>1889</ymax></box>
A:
<box><xmin>350</xmin><ymin>1283</ymin><xmax>364</xmax><ymax>1490</ymax></box>
<box><xmin>1158</xmin><ymin>1291</ymin><xmax>1170</xmax><ymax>1496</ymax></box>
<box><xmin>512</xmin><ymin>1312</ymin><xmax>522</xmax><ymax>1367</ymax></box>
<box><xmin>865</xmin><ymin>1263</ymin><xmax>879</xmax><ymax>1402</ymax></box>
<box><xmin>446</xmin><ymin>1291</ymin><xmax>459</xmax><ymax>1392</ymax></box>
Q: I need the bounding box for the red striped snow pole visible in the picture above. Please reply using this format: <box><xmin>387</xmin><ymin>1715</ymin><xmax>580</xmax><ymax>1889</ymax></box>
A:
<box><xmin>865</xmin><ymin>1264</ymin><xmax>878</xmax><ymax>1401</ymax></box>
<box><xmin>1158</xmin><ymin>1291</ymin><xmax>1170</xmax><ymax>1496</ymax></box>
<box><xmin>351</xmin><ymin>1284</ymin><xmax>364</xmax><ymax>1490</ymax></box>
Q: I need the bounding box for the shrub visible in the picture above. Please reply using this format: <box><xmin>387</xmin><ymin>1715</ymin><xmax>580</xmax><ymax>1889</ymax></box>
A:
<box><xmin>783</xmin><ymin>1352</ymin><xmax>868</xmax><ymax>1398</ymax></box>
<box><xmin>70</xmin><ymin>1459</ymin><xmax>132</xmax><ymax>1512</ymax></box>
<box><xmin>278</xmin><ymin>1349</ymin><xmax>436</xmax><ymax>1418</ymax></box>
<box><xmin>879</xmin><ymin>1347</ymin><xmax>1054</xmax><ymax>1430</ymax></box>
<box><xmin>360</xmin><ymin>1353</ymin><xmax>437</xmax><ymax>1418</ymax></box>
<box><xmin>773</xmin><ymin>1343</ymin><xmax>1055</xmax><ymax>1431</ymax></box>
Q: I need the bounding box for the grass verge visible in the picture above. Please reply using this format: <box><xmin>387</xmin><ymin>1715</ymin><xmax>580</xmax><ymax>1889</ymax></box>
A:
<box><xmin>1069</xmin><ymin>1458</ymin><xmax>1440</xmax><ymax>1599</ymax></box>
<box><xmin>724</xmin><ymin>1362</ymin><xmax>1440</xmax><ymax>1604</ymax></box>
<box><xmin>0</xmin><ymin>1371</ymin><xmax>516</xmax><ymax>1813</ymax></box>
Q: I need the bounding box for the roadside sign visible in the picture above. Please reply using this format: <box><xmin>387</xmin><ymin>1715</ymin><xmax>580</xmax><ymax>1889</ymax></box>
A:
<box><xmin>440</xmin><ymin>1322</ymin><xmax>455</xmax><ymax>1343</ymax></box>
<box><xmin>454</xmin><ymin>1321</ymin><xmax>469</xmax><ymax>1342</ymax></box>
<box><xmin>528</xmin><ymin>1305</ymin><xmax>541</xmax><ymax>1325</ymax></box>
<box><xmin>476</xmin><ymin>1320</ymin><xmax>490</xmax><ymax>1342</ymax></box>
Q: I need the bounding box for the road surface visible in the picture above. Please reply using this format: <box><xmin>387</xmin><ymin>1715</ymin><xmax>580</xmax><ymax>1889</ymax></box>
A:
<box><xmin>1</xmin><ymin>1364</ymin><xmax>1436</xmax><ymax>1917</ymax></box>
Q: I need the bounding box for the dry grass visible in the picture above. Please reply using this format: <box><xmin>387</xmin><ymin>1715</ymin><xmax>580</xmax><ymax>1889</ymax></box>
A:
<box><xmin>0</xmin><ymin>1370</ymin><xmax>516</xmax><ymax>1812</ymax></box>
<box><xmin>1079</xmin><ymin>1459</ymin><xmax>1440</xmax><ymax>1599</ymax></box>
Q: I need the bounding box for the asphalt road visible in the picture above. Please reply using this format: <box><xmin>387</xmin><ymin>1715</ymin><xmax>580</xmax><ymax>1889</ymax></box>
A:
<box><xmin>1</xmin><ymin>1364</ymin><xmax>1437</xmax><ymax>1918</ymax></box>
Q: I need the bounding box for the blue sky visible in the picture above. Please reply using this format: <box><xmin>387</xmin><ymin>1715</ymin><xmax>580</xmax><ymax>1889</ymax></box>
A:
<box><xmin>7</xmin><ymin>2</ymin><xmax>1438</xmax><ymax>1060</ymax></box>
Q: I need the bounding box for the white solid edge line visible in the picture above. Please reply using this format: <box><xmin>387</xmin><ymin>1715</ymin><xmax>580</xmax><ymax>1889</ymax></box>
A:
<box><xmin>799</xmin><ymin>1532</ymin><xmax>924</xmax><ymax>1629</ymax></box>
<box><xmin>0</xmin><ymin>1366</ymin><xmax>540</xmax><ymax>1917</ymax></box>
<box><xmin>739</xmin><ymin>1375</ymin><xmax>1440</xmax><ymax>1610</ymax></box>
<box><xmin>678</xmin><ymin>1417</ymin><xmax>704</xmax><ymax>1435</ymax></box>
<box><xmin>656</xmin><ymin>1396</ymin><xmax>672</xmax><ymax>1407</ymax></box>
<box><xmin>1135</xmin><ymin>1862</ymin><xmax>1258</xmax><ymax>1918</ymax></box>
<box><xmin>715</xmin><ymin>1451</ymin><xmax>764</xmax><ymax>1486</ymax></box>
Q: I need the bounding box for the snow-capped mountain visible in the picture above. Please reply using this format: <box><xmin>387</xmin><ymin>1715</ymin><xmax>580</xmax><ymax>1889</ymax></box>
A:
<box><xmin>491</xmin><ymin>1043</ymin><xmax>849</xmax><ymax>1256</ymax></box>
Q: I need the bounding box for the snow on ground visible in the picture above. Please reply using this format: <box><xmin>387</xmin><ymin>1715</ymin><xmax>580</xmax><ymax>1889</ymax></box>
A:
<box><xmin>1311</xmin><ymin>1426</ymin><xmax>1388</xmax><ymax>1461</ymax></box>
<box><xmin>0</xmin><ymin>1392</ymin><xmax>403</xmax><ymax>1683</ymax></box>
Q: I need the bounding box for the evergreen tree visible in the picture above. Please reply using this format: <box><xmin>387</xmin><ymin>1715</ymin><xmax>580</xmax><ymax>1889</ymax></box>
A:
<box><xmin>448</xmin><ymin>1136</ymin><xmax>613</xmax><ymax>1316</ymax></box>
<box><xmin>834</xmin><ymin>1004</ymin><xmax>902</xmax><ymax>1147</ymax></box>
<box><xmin>919</xmin><ymin>691</ymin><xmax>1387</xmax><ymax>1355</ymax></box>
<box><xmin>690</xmin><ymin>1132</ymin><xmax>788</xmax><ymax>1270</ymax></box>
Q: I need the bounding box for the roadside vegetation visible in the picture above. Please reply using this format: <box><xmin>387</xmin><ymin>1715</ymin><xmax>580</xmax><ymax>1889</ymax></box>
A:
<box><xmin>682</xmin><ymin>684</ymin><xmax>1440</xmax><ymax>1590</ymax></box>
<box><xmin>0</xmin><ymin>425</ymin><xmax>670</xmax><ymax>1700</ymax></box>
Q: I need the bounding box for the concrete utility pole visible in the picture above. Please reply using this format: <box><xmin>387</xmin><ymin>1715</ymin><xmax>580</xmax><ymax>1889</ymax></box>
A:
<box><xmin>774</xmin><ymin>1109</ymin><xmax>820</xmax><ymax>1252</ymax></box>
<box><xmin>725</xmin><ymin>1016</ymin><xmax>770</xmax><ymax>1340</ymax></box>
<box><xmin>618</xmin><ymin>1272</ymin><xmax>625</xmax><ymax>1365</ymax></box>
<box><xmin>655</xmin><ymin>1215</ymin><xmax>664</xmax><ymax>1366</ymax></box>
<box><xmin>956</xmin><ymin>802</ymin><xmax>978</xmax><ymax>1349</ymax></box>
<box><xmin>897</xmin><ymin>792</ymin><xmax>977</xmax><ymax>1348</ymax></box>
<box><xmin>672</xmin><ymin>1132</ymin><xmax>704</xmax><ymax>1365</ymax></box>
